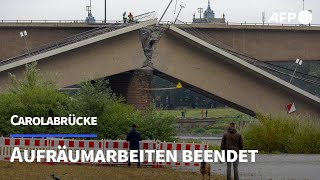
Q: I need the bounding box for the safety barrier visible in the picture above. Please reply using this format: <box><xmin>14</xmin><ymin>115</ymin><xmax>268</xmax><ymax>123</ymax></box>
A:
<box><xmin>0</xmin><ymin>138</ymin><xmax>50</xmax><ymax>162</ymax></box>
<box><xmin>50</xmin><ymin>139</ymin><xmax>103</xmax><ymax>165</ymax></box>
<box><xmin>0</xmin><ymin>137</ymin><xmax>208</xmax><ymax>167</ymax></box>
<box><xmin>158</xmin><ymin>142</ymin><xmax>208</xmax><ymax>167</ymax></box>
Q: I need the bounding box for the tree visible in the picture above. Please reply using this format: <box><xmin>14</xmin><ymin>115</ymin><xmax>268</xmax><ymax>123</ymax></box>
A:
<box><xmin>0</xmin><ymin>63</ymin><xmax>70</xmax><ymax>135</ymax></box>
<box><xmin>0</xmin><ymin>63</ymin><xmax>177</xmax><ymax>141</ymax></box>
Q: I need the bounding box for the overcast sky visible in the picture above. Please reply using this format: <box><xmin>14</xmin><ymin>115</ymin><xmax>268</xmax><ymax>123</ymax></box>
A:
<box><xmin>0</xmin><ymin>0</ymin><xmax>318</xmax><ymax>24</ymax></box>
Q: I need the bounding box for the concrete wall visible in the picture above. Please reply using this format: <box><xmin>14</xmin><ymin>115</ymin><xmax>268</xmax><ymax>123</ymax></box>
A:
<box><xmin>1</xmin><ymin>24</ymin><xmax>320</xmax><ymax>62</ymax></box>
<box><xmin>0</xmin><ymin>26</ymin><xmax>93</xmax><ymax>60</ymax></box>
<box><xmin>194</xmin><ymin>28</ymin><xmax>320</xmax><ymax>61</ymax></box>
<box><xmin>152</xmin><ymin>31</ymin><xmax>320</xmax><ymax>118</ymax></box>
<box><xmin>0</xmin><ymin>30</ymin><xmax>145</xmax><ymax>91</ymax></box>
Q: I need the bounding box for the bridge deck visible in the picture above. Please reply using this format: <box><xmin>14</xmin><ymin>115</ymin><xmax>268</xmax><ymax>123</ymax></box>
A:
<box><xmin>151</xmin><ymin>25</ymin><xmax>320</xmax><ymax>118</ymax></box>
<box><xmin>0</xmin><ymin>19</ymin><xmax>157</xmax><ymax>73</ymax></box>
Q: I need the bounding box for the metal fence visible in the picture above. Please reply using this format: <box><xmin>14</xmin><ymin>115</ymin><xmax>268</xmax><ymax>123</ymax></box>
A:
<box><xmin>160</xmin><ymin>21</ymin><xmax>320</xmax><ymax>27</ymax></box>
<box><xmin>0</xmin><ymin>20</ymin><xmax>119</xmax><ymax>24</ymax></box>
<box><xmin>0</xmin><ymin>12</ymin><xmax>157</xmax><ymax>24</ymax></box>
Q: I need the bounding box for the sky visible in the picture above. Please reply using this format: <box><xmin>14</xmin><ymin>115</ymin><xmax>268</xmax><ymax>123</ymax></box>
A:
<box><xmin>0</xmin><ymin>0</ymin><xmax>319</xmax><ymax>24</ymax></box>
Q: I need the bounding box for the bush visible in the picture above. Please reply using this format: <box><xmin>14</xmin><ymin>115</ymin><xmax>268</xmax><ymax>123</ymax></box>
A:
<box><xmin>243</xmin><ymin>113</ymin><xmax>320</xmax><ymax>154</ymax></box>
<box><xmin>137</xmin><ymin>106</ymin><xmax>177</xmax><ymax>141</ymax></box>
<box><xmin>0</xmin><ymin>63</ymin><xmax>70</xmax><ymax>135</ymax></box>
<box><xmin>0</xmin><ymin>63</ymin><xmax>177</xmax><ymax>141</ymax></box>
<box><xmin>97</xmin><ymin>101</ymin><xmax>141</xmax><ymax>139</ymax></box>
<box><xmin>288</xmin><ymin>122</ymin><xmax>320</xmax><ymax>153</ymax></box>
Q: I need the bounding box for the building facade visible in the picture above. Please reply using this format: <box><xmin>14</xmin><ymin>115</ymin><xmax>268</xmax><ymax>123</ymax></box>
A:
<box><xmin>193</xmin><ymin>0</ymin><xmax>225</xmax><ymax>24</ymax></box>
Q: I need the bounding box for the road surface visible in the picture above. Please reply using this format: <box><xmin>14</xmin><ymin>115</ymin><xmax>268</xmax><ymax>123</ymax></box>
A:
<box><xmin>175</xmin><ymin>154</ymin><xmax>320</xmax><ymax>180</ymax></box>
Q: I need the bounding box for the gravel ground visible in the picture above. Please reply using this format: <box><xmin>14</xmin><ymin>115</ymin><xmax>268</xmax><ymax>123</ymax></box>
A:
<box><xmin>0</xmin><ymin>161</ymin><xmax>224</xmax><ymax>180</ymax></box>
<box><xmin>1</xmin><ymin>154</ymin><xmax>319</xmax><ymax>179</ymax></box>
<box><xmin>175</xmin><ymin>154</ymin><xmax>320</xmax><ymax>180</ymax></box>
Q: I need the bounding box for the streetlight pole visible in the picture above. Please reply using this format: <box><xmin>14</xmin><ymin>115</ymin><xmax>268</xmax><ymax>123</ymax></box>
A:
<box><xmin>174</xmin><ymin>3</ymin><xmax>186</xmax><ymax>24</ymax></box>
<box><xmin>23</xmin><ymin>36</ymin><xmax>30</xmax><ymax>56</ymax></box>
<box><xmin>198</xmin><ymin>8</ymin><xmax>203</xmax><ymax>19</ymax></box>
<box><xmin>262</xmin><ymin>12</ymin><xmax>265</xmax><ymax>25</ymax></box>
<box><xmin>289</xmin><ymin>59</ymin><xmax>303</xmax><ymax>84</ymax></box>
<box><xmin>20</xmin><ymin>30</ymin><xmax>30</xmax><ymax>56</ymax></box>
<box><xmin>104</xmin><ymin>0</ymin><xmax>107</xmax><ymax>23</ymax></box>
<box><xmin>158</xmin><ymin>0</ymin><xmax>174</xmax><ymax>25</ymax></box>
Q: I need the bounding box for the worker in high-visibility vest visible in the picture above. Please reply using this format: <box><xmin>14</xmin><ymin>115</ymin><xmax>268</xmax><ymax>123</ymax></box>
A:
<box><xmin>128</xmin><ymin>12</ymin><xmax>134</xmax><ymax>23</ymax></box>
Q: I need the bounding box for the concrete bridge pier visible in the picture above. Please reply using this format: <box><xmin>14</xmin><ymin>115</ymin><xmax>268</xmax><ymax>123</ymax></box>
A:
<box><xmin>108</xmin><ymin>68</ymin><xmax>153</xmax><ymax>110</ymax></box>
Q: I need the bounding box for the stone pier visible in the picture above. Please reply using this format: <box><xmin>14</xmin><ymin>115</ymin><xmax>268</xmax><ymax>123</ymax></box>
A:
<box><xmin>108</xmin><ymin>68</ymin><xmax>153</xmax><ymax>110</ymax></box>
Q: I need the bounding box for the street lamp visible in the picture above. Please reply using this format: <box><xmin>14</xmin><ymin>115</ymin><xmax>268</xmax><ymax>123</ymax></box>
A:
<box><xmin>262</xmin><ymin>12</ymin><xmax>266</xmax><ymax>25</ymax></box>
<box><xmin>104</xmin><ymin>0</ymin><xmax>107</xmax><ymax>23</ymax></box>
<box><xmin>289</xmin><ymin>58</ymin><xmax>303</xmax><ymax>84</ymax></box>
<box><xmin>158</xmin><ymin>0</ymin><xmax>174</xmax><ymax>25</ymax></box>
<box><xmin>174</xmin><ymin>2</ymin><xmax>186</xmax><ymax>24</ymax></box>
<box><xmin>20</xmin><ymin>30</ymin><xmax>30</xmax><ymax>56</ymax></box>
<box><xmin>198</xmin><ymin>8</ymin><xmax>203</xmax><ymax>19</ymax></box>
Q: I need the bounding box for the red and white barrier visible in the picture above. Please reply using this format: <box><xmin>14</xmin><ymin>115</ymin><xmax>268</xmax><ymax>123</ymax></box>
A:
<box><xmin>50</xmin><ymin>139</ymin><xmax>103</xmax><ymax>164</ymax></box>
<box><xmin>158</xmin><ymin>142</ymin><xmax>208</xmax><ymax>166</ymax></box>
<box><xmin>139</xmin><ymin>140</ymin><xmax>157</xmax><ymax>166</ymax></box>
<box><xmin>0</xmin><ymin>137</ymin><xmax>50</xmax><ymax>162</ymax></box>
<box><xmin>103</xmin><ymin>140</ymin><xmax>157</xmax><ymax>166</ymax></box>
<box><xmin>0</xmin><ymin>137</ymin><xmax>208</xmax><ymax>167</ymax></box>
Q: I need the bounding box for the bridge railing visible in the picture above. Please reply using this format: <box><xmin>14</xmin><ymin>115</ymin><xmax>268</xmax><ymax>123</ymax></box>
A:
<box><xmin>225</xmin><ymin>22</ymin><xmax>320</xmax><ymax>27</ymax></box>
<box><xmin>160</xmin><ymin>21</ymin><xmax>320</xmax><ymax>27</ymax></box>
<box><xmin>2</xmin><ymin>19</ymin><xmax>320</xmax><ymax>27</ymax></box>
<box><xmin>0</xmin><ymin>11</ymin><xmax>156</xmax><ymax>67</ymax></box>
<box><xmin>0</xmin><ymin>20</ymin><xmax>121</xmax><ymax>24</ymax></box>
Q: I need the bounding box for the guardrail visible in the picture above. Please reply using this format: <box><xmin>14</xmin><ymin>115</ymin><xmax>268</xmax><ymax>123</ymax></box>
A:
<box><xmin>160</xmin><ymin>21</ymin><xmax>320</xmax><ymax>27</ymax></box>
<box><xmin>0</xmin><ymin>12</ymin><xmax>156</xmax><ymax>24</ymax></box>
<box><xmin>0</xmin><ymin>20</ymin><xmax>120</xmax><ymax>24</ymax></box>
<box><xmin>0</xmin><ymin>11</ymin><xmax>156</xmax><ymax>67</ymax></box>
<box><xmin>2</xmin><ymin>19</ymin><xmax>320</xmax><ymax>27</ymax></box>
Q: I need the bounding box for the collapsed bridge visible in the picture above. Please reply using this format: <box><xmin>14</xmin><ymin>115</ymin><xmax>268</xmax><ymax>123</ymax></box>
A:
<box><xmin>0</xmin><ymin>14</ymin><xmax>319</xmax><ymax>118</ymax></box>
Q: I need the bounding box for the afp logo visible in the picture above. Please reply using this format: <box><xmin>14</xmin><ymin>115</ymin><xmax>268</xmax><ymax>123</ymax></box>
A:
<box><xmin>268</xmin><ymin>10</ymin><xmax>313</xmax><ymax>25</ymax></box>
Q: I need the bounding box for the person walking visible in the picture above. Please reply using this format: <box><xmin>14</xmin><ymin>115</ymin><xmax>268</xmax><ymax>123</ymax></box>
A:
<box><xmin>126</xmin><ymin>124</ymin><xmax>142</xmax><ymax>168</ymax></box>
<box><xmin>201</xmin><ymin>109</ymin><xmax>204</xmax><ymax>119</ymax></box>
<box><xmin>221</xmin><ymin>122</ymin><xmax>243</xmax><ymax>180</ymax></box>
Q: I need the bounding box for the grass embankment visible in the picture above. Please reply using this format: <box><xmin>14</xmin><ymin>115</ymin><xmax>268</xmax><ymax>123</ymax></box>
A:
<box><xmin>161</xmin><ymin>108</ymin><xmax>251</xmax><ymax>134</ymax></box>
<box><xmin>159</xmin><ymin>108</ymin><xmax>244</xmax><ymax>119</ymax></box>
<box><xmin>0</xmin><ymin>162</ymin><xmax>225</xmax><ymax>180</ymax></box>
<box><xmin>243</xmin><ymin>114</ymin><xmax>320</xmax><ymax>154</ymax></box>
